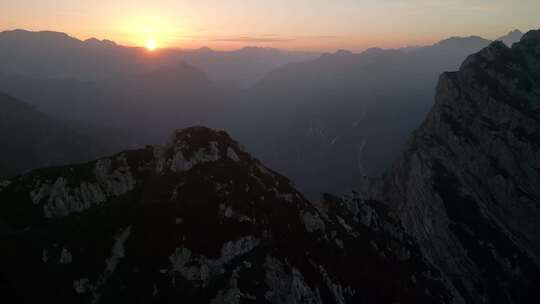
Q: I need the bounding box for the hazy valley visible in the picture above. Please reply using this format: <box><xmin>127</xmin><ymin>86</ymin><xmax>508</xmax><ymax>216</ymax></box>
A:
<box><xmin>0</xmin><ymin>29</ymin><xmax>525</xmax><ymax>198</ymax></box>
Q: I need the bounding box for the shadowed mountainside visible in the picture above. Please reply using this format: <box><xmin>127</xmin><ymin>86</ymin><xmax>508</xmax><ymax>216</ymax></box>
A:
<box><xmin>355</xmin><ymin>29</ymin><xmax>540</xmax><ymax>303</ymax></box>
<box><xmin>0</xmin><ymin>127</ymin><xmax>453</xmax><ymax>303</ymax></box>
<box><xmin>0</xmin><ymin>92</ymin><xmax>130</xmax><ymax>178</ymax></box>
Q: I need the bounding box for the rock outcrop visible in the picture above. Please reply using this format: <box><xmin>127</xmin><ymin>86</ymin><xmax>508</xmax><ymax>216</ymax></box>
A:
<box><xmin>0</xmin><ymin>127</ymin><xmax>452</xmax><ymax>303</ymax></box>
<box><xmin>358</xmin><ymin>30</ymin><xmax>540</xmax><ymax>303</ymax></box>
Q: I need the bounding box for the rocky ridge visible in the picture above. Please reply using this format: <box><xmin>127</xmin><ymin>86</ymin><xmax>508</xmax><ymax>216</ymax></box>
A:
<box><xmin>0</xmin><ymin>127</ymin><xmax>452</xmax><ymax>303</ymax></box>
<box><xmin>354</xmin><ymin>30</ymin><xmax>540</xmax><ymax>303</ymax></box>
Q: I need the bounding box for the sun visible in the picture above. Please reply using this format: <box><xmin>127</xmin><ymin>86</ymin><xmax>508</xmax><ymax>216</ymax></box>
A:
<box><xmin>146</xmin><ymin>39</ymin><xmax>157</xmax><ymax>51</ymax></box>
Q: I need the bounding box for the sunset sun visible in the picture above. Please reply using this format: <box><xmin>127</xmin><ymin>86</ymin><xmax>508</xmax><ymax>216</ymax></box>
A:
<box><xmin>146</xmin><ymin>39</ymin><xmax>157</xmax><ymax>51</ymax></box>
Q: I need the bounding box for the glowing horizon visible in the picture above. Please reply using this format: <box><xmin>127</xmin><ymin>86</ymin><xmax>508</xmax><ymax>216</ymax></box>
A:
<box><xmin>1</xmin><ymin>0</ymin><xmax>539</xmax><ymax>52</ymax></box>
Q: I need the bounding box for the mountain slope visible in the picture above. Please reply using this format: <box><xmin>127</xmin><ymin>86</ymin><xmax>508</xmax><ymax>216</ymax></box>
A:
<box><xmin>361</xmin><ymin>30</ymin><xmax>540</xmax><ymax>303</ymax></box>
<box><xmin>0</xmin><ymin>127</ymin><xmax>453</xmax><ymax>303</ymax></box>
<box><xmin>227</xmin><ymin>35</ymin><xmax>494</xmax><ymax>198</ymax></box>
<box><xmin>0</xmin><ymin>92</ymin><xmax>129</xmax><ymax>178</ymax></box>
<box><xmin>0</xmin><ymin>63</ymin><xmax>236</xmax><ymax>145</ymax></box>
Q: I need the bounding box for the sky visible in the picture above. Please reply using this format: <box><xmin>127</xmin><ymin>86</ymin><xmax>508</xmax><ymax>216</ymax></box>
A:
<box><xmin>1</xmin><ymin>0</ymin><xmax>539</xmax><ymax>51</ymax></box>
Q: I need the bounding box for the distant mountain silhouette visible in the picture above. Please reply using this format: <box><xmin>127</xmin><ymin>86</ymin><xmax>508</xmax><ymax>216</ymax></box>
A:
<box><xmin>431</xmin><ymin>35</ymin><xmax>491</xmax><ymax>49</ymax></box>
<box><xmin>0</xmin><ymin>30</ymin><xmax>317</xmax><ymax>88</ymax></box>
<box><xmin>0</xmin><ymin>29</ymin><xmax>525</xmax><ymax>198</ymax></box>
<box><xmin>496</xmin><ymin>29</ymin><xmax>524</xmax><ymax>46</ymax></box>
<box><xmin>0</xmin><ymin>62</ymin><xmax>235</xmax><ymax>145</ymax></box>
<box><xmin>0</xmin><ymin>92</ymin><xmax>130</xmax><ymax>178</ymax></box>
<box><xmin>0</xmin><ymin>30</ymin><xmax>149</xmax><ymax>81</ymax></box>
<box><xmin>177</xmin><ymin>46</ymin><xmax>319</xmax><ymax>88</ymax></box>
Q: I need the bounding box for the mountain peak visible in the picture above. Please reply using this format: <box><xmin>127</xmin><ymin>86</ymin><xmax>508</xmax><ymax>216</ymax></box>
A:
<box><xmin>335</xmin><ymin>49</ymin><xmax>353</xmax><ymax>56</ymax></box>
<box><xmin>161</xmin><ymin>127</ymin><xmax>245</xmax><ymax>173</ymax></box>
<box><xmin>0</xmin><ymin>125</ymin><xmax>453</xmax><ymax>303</ymax></box>
<box><xmin>434</xmin><ymin>35</ymin><xmax>491</xmax><ymax>49</ymax></box>
<box><xmin>169</xmin><ymin>126</ymin><xmax>235</xmax><ymax>148</ymax></box>
<box><xmin>83</xmin><ymin>37</ymin><xmax>117</xmax><ymax>47</ymax></box>
<box><xmin>319</xmin><ymin>49</ymin><xmax>354</xmax><ymax>61</ymax></box>
<box><xmin>459</xmin><ymin>40</ymin><xmax>510</xmax><ymax>70</ymax></box>
<box><xmin>196</xmin><ymin>46</ymin><xmax>214</xmax><ymax>53</ymax></box>
<box><xmin>361</xmin><ymin>47</ymin><xmax>384</xmax><ymax>55</ymax></box>
<box><xmin>0</xmin><ymin>29</ymin><xmax>78</xmax><ymax>42</ymax></box>
<box><xmin>497</xmin><ymin>29</ymin><xmax>525</xmax><ymax>46</ymax></box>
<box><xmin>519</xmin><ymin>29</ymin><xmax>540</xmax><ymax>46</ymax></box>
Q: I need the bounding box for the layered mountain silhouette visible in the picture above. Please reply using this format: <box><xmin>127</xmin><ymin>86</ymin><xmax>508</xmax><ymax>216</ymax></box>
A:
<box><xmin>227</xmin><ymin>35</ymin><xmax>495</xmax><ymax>198</ymax></box>
<box><xmin>0</xmin><ymin>63</ymin><xmax>235</xmax><ymax>145</ymax></box>
<box><xmin>2</xmin><ymin>30</ymin><xmax>540</xmax><ymax>302</ymax></box>
<box><xmin>0</xmin><ymin>92</ymin><xmax>130</xmax><ymax>178</ymax></box>
<box><xmin>0</xmin><ymin>30</ymin><xmax>316</xmax><ymax>88</ymax></box>
<box><xmin>0</xmin><ymin>30</ymin><xmax>146</xmax><ymax>81</ymax></box>
<box><xmin>171</xmin><ymin>46</ymin><xmax>319</xmax><ymax>88</ymax></box>
<box><xmin>0</xmin><ymin>29</ymin><xmax>533</xmax><ymax>199</ymax></box>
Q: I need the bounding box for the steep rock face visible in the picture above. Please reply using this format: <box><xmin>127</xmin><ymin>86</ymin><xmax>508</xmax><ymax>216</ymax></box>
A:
<box><xmin>231</xmin><ymin>35</ymin><xmax>494</xmax><ymax>200</ymax></box>
<box><xmin>366</xmin><ymin>30</ymin><xmax>540</xmax><ymax>303</ymax></box>
<box><xmin>0</xmin><ymin>127</ymin><xmax>452</xmax><ymax>303</ymax></box>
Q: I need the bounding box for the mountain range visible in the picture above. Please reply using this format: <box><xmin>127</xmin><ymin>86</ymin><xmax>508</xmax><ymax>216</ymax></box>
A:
<box><xmin>0</xmin><ymin>29</ymin><xmax>318</xmax><ymax>88</ymax></box>
<box><xmin>0</xmin><ymin>29</ymin><xmax>527</xmax><ymax>198</ymax></box>
<box><xmin>226</xmin><ymin>34</ymin><xmax>517</xmax><ymax>198</ymax></box>
<box><xmin>1</xmin><ymin>29</ymin><xmax>539</xmax><ymax>303</ymax></box>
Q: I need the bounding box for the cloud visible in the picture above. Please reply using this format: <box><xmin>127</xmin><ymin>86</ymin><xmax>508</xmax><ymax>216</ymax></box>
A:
<box><xmin>209</xmin><ymin>36</ymin><xmax>294</xmax><ymax>43</ymax></box>
<box><xmin>415</xmin><ymin>0</ymin><xmax>500</xmax><ymax>13</ymax></box>
<box><xmin>205</xmin><ymin>34</ymin><xmax>341</xmax><ymax>43</ymax></box>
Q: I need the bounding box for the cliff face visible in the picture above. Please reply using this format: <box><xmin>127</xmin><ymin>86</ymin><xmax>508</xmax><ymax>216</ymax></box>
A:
<box><xmin>0</xmin><ymin>127</ymin><xmax>452</xmax><ymax>303</ymax></box>
<box><xmin>367</xmin><ymin>30</ymin><xmax>540</xmax><ymax>303</ymax></box>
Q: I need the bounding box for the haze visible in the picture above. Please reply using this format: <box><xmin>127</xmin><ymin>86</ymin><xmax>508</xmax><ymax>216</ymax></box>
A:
<box><xmin>2</xmin><ymin>0</ymin><xmax>539</xmax><ymax>51</ymax></box>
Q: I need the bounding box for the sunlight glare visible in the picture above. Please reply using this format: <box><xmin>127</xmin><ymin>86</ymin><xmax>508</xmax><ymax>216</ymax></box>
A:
<box><xmin>146</xmin><ymin>39</ymin><xmax>157</xmax><ymax>51</ymax></box>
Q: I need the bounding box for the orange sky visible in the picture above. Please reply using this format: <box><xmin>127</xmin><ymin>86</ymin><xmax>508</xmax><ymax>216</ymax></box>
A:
<box><xmin>1</xmin><ymin>0</ymin><xmax>539</xmax><ymax>51</ymax></box>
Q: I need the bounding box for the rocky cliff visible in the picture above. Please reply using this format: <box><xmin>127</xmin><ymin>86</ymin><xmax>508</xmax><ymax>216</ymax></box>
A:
<box><xmin>0</xmin><ymin>127</ymin><xmax>452</xmax><ymax>303</ymax></box>
<box><xmin>359</xmin><ymin>30</ymin><xmax>540</xmax><ymax>303</ymax></box>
